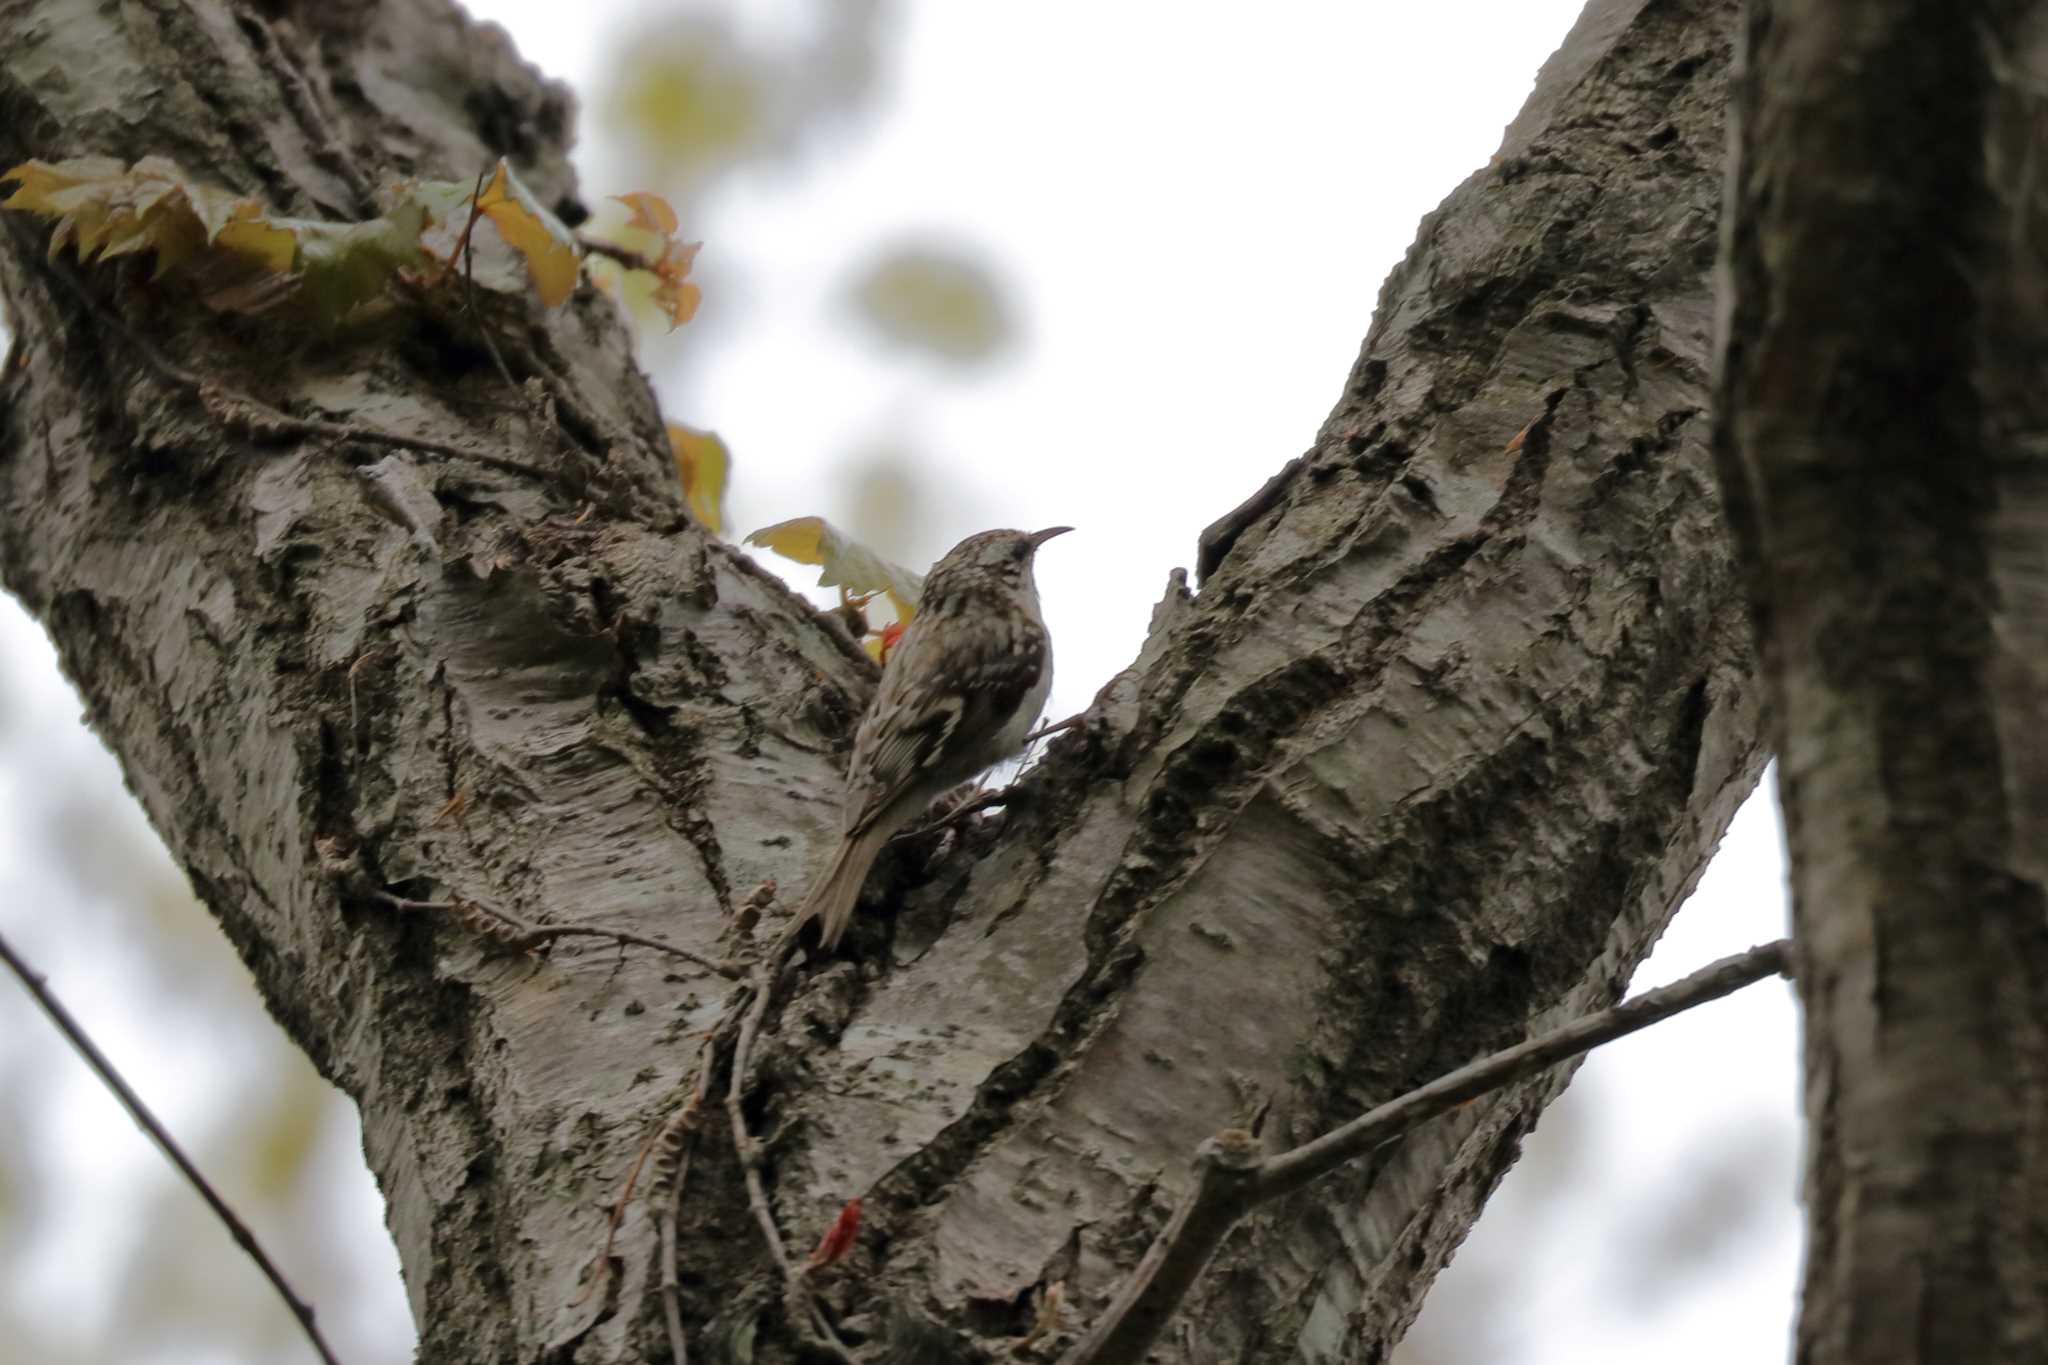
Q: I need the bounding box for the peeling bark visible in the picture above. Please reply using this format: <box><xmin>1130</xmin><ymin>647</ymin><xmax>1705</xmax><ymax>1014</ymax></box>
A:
<box><xmin>0</xmin><ymin>1</ymin><xmax>1763</xmax><ymax>1362</ymax></box>
<box><xmin>1715</xmin><ymin>3</ymin><xmax>2048</xmax><ymax>1361</ymax></box>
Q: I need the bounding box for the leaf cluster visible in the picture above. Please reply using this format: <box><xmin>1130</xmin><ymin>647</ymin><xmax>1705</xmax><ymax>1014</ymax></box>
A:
<box><xmin>1</xmin><ymin>155</ymin><xmax>699</xmax><ymax>328</ymax></box>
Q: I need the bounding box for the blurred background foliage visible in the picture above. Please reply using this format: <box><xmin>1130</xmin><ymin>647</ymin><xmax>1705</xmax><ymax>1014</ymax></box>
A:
<box><xmin>0</xmin><ymin>2</ymin><xmax>1796</xmax><ymax>1362</ymax></box>
<box><xmin>0</xmin><ymin>603</ymin><xmax>404</xmax><ymax>1363</ymax></box>
<box><xmin>841</xmin><ymin>243</ymin><xmax>1014</xmax><ymax>363</ymax></box>
<box><xmin>603</xmin><ymin>1</ymin><xmax>890</xmax><ymax>205</ymax></box>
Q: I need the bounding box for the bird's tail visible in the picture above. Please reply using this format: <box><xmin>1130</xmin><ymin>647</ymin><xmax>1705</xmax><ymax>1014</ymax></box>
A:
<box><xmin>797</xmin><ymin>822</ymin><xmax>894</xmax><ymax>951</ymax></box>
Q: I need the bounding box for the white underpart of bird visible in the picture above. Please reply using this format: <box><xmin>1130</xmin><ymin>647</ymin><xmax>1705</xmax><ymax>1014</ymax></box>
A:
<box><xmin>796</xmin><ymin>525</ymin><xmax>1070</xmax><ymax>950</ymax></box>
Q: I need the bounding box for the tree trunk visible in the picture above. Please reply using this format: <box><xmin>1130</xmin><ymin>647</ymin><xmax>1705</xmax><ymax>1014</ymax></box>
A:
<box><xmin>0</xmin><ymin>1</ymin><xmax>1762</xmax><ymax>1361</ymax></box>
<box><xmin>1714</xmin><ymin>2</ymin><xmax>2048</xmax><ymax>1360</ymax></box>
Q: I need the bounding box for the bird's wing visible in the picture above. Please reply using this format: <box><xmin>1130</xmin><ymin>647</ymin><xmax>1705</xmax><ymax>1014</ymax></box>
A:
<box><xmin>841</xmin><ymin>609</ymin><xmax>1044</xmax><ymax>833</ymax></box>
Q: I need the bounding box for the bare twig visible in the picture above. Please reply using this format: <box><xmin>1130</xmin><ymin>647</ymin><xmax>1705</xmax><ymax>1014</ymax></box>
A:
<box><xmin>908</xmin><ymin>786</ymin><xmax>1008</xmax><ymax>835</ymax></box>
<box><xmin>577</xmin><ymin>1032</ymin><xmax>720</xmax><ymax>1313</ymax></box>
<box><xmin>727</xmin><ymin>954</ymin><xmax>792</xmax><ymax>1274</ymax></box>
<box><xmin>798</xmin><ymin>1305</ymin><xmax>862</xmax><ymax>1365</ymax></box>
<box><xmin>575</xmin><ymin>233</ymin><xmax>664</xmax><ymax>275</ymax></box>
<box><xmin>648</xmin><ymin>1036</ymin><xmax>714</xmax><ymax>1231</ymax></box>
<box><xmin>1022</xmin><ymin>714</ymin><xmax>1083</xmax><ymax>746</ymax></box>
<box><xmin>651</xmin><ymin>1043</ymin><xmax>716</xmax><ymax>1198</ymax></box>
<box><xmin>345</xmin><ymin>647</ymin><xmax>388</xmax><ymax>748</ymax></box>
<box><xmin>569</xmin><ymin>1120</ymin><xmax>664</xmax><ymax>1310</ymax></box>
<box><xmin>1059</xmin><ymin>939</ymin><xmax>1794</xmax><ymax>1365</ymax></box>
<box><xmin>898</xmin><ymin>717</ymin><xmax>1083</xmax><ymax>840</ymax></box>
<box><xmin>503</xmin><ymin>923</ymin><xmax>742</xmax><ymax>978</ymax></box>
<box><xmin>457</xmin><ymin>165</ymin><xmax>520</xmax><ymax>393</ymax></box>
<box><xmin>724</xmin><ymin>936</ymin><xmax>858</xmax><ymax>1360</ymax></box>
<box><xmin>427</xmin><ymin>166</ymin><xmax>486</xmax><ymax>293</ymax></box>
<box><xmin>582</xmin><ymin>939</ymin><xmax>801</xmax><ymax>1332</ymax></box>
<box><xmin>653</xmin><ymin>1034</ymin><xmax>718</xmax><ymax>1364</ymax></box>
<box><xmin>0</xmin><ymin>930</ymin><xmax>345</xmax><ymax>1365</ymax></box>
<box><xmin>376</xmin><ymin>891</ymin><xmax>743</xmax><ymax>979</ymax></box>
<box><xmin>659</xmin><ymin>1148</ymin><xmax>692</xmax><ymax>1365</ymax></box>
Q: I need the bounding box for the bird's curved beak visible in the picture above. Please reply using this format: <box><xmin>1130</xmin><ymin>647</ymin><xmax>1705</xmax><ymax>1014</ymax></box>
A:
<box><xmin>1029</xmin><ymin>525</ymin><xmax>1074</xmax><ymax>549</ymax></box>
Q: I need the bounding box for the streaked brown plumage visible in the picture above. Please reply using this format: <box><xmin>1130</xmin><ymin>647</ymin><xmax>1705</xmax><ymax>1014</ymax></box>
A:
<box><xmin>798</xmin><ymin>525</ymin><xmax>1068</xmax><ymax>950</ymax></box>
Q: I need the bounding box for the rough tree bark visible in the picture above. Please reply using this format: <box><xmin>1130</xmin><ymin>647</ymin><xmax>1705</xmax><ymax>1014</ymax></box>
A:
<box><xmin>0</xmin><ymin>1</ymin><xmax>1762</xmax><ymax>1361</ymax></box>
<box><xmin>1715</xmin><ymin>2</ymin><xmax>2048</xmax><ymax>1360</ymax></box>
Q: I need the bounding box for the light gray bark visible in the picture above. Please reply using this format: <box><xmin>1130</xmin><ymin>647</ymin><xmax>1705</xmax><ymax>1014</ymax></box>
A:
<box><xmin>0</xmin><ymin>1</ymin><xmax>1762</xmax><ymax>1361</ymax></box>
<box><xmin>1714</xmin><ymin>2</ymin><xmax>2048</xmax><ymax>1360</ymax></box>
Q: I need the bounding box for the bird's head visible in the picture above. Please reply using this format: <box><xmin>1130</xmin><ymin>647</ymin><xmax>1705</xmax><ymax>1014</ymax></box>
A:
<box><xmin>925</xmin><ymin>525</ymin><xmax>1071</xmax><ymax>597</ymax></box>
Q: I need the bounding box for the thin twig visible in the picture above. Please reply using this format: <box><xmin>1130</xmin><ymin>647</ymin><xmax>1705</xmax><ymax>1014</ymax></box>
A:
<box><xmin>458</xmin><ymin>165</ymin><xmax>520</xmax><ymax>393</ymax></box>
<box><xmin>1022</xmin><ymin>714</ymin><xmax>1083</xmax><ymax>746</ymax></box>
<box><xmin>376</xmin><ymin>892</ymin><xmax>743</xmax><ymax>979</ymax></box>
<box><xmin>1059</xmin><ymin>938</ymin><xmax>1794</xmax><ymax>1365</ymax></box>
<box><xmin>504</xmin><ymin>924</ymin><xmax>742</xmax><ymax>978</ymax></box>
<box><xmin>798</xmin><ymin>1302</ymin><xmax>862</xmax><ymax>1365</ymax></box>
<box><xmin>569</xmin><ymin>1118</ymin><xmax>665</xmax><ymax>1310</ymax></box>
<box><xmin>576</xmin><ymin>1032</ymin><xmax>721</xmax><ymax>1313</ymax></box>
<box><xmin>901</xmin><ymin>717</ymin><xmax>1083</xmax><ymax>839</ymax></box>
<box><xmin>727</xmin><ymin>954</ymin><xmax>791</xmax><ymax>1275</ymax></box>
<box><xmin>724</xmin><ymin>937</ymin><xmax>858</xmax><ymax>1360</ymax></box>
<box><xmin>909</xmin><ymin>786</ymin><xmax>1008</xmax><ymax>835</ymax></box>
<box><xmin>345</xmin><ymin>647</ymin><xmax>386</xmax><ymax>749</ymax></box>
<box><xmin>653</xmin><ymin>1034</ymin><xmax>717</xmax><ymax>1364</ymax></box>
<box><xmin>659</xmin><ymin>1147</ymin><xmax>691</xmax><ymax>1365</ymax></box>
<box><xmin>0</xmin><ymin>930</ymin><xmax>346</xmax><ymax>1365</ymax></box>
<box><xmin>575</xmin><ymin>234</ymin><xmax>664</xmax><ymax>275</ymax></box>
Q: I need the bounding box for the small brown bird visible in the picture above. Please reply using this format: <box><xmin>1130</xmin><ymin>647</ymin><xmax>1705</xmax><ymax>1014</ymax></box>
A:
<box><xmin>798</xmin><ymin>525</ymin><xmax>1069</xmax><ymax>950</ymax></box>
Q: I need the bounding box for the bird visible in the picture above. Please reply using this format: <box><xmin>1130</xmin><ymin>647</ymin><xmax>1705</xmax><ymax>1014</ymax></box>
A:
<box><xmin>796</xmin><ymin>525</ymin><xmax>1070</xmax><ymax>950</ymax></box>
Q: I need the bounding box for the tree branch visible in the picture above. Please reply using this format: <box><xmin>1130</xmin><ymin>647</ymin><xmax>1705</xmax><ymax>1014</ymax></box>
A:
<box><xmin>0</xmin><ymin>1</ymin><xmax>1768</xmax><ymax>1357</ymax></box>
<box><xmin>1713</xmin><ymin>2</ymin><xmax>2048</xmax><ymax>1356</ymax></box>
<box><xmin>1061</xmin><ymin>938</ymin><xmax>1794</xmax><ymax>1365</ymax></box>
<box><xmin>0</xmin><ymin>930</ymin><xmax>345</xmax><ymax>1365</ymax></box>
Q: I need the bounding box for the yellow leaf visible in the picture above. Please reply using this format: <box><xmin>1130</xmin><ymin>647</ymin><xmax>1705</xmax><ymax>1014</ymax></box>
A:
<box><xmin>175</xmin><ymin>164</ymin><xmax>257</xmax><ymax>242</ymax></box>
<box><xmin>652</xmin><ymin>250</ymin><xmax>702</xmax><ymax>329</ymax></box>
<box><xmin>474</xmin><ymin>159</ymin><xmax>579</xmax><ymax>308</ymax></box>
<box><xmin>667</xmin><ymin>422</ymin><xmax>729</xmax><ymax>536</ymax></box>
<box><xmin>213</xmin><ymin>201</ymin><xmax>298</xmax><ymax>275</ymax></box>
<box><xmin>0</xmin><ymin>154</ymin><xmax>707</xmax><ymax>327</ymax></box>
<box><xmin>613</xmin><ymin>190</ymin><xmax>679</xmax><ymax>238</ymax></box>
<box><xmin>743</xmin><ymin>516</ymin><xmax>925</xmax><ymax>609</ymax></box>
<box><xmin>1</xmin><ymin>155</ymin><xmax>128</xmax><ymax>216</ymax></box>
<box><xmin>2</xmin><ymin>155</ymin><xmax>273</xmax><ymax>273</ymax></box>
<box><xmin>746</xmin><ymin>515</ymin><xmax>827</xmax><ymax>565</ymax></box>
<box><xmin>591</xmin><ymin>191</ymin><xmax>701</xmax><ymax>329</ymax></box>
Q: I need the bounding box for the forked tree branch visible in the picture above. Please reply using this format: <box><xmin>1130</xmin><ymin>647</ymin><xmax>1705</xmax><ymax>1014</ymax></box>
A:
<box><xmin>1060</xmin><ymin>938</ymin><xmax>1795</xmax><ymax>1365</ymax></box>
<box><xmin>0</xmin><ymin>1</ymin><xmax>1768</xmax><ymax>1354</ymax></box>
<box><xmin>0</xmin><ymin>929</ymin><xmax>345</xmax><ymax>1365</ymax></box>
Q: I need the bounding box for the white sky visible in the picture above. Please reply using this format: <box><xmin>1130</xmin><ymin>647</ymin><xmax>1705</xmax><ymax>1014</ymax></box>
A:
<box><xmin>0</xmin><ymin>3</ymin><xmax>1799</xmax><ymax>1361</ymax></box>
